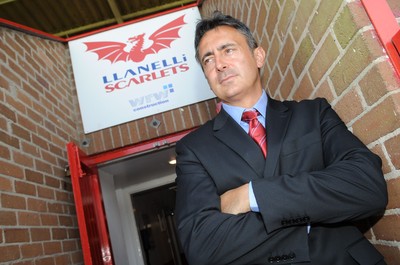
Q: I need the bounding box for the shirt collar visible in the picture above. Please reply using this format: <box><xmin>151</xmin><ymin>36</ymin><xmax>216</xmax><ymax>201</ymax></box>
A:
<box><xmin>222</xmin><ymin>90</ymin><xmax>268</xmax><ymax>123</ymax></box>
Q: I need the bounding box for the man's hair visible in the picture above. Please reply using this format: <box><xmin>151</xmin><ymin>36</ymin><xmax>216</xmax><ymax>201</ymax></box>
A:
<box><xmin>194</xmin><ymin>11</ymin><xmax>258</xmax><ymax>63</ymax></box>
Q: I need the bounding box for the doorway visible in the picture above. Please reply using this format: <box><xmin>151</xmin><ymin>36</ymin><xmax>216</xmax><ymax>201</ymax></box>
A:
<box><xmin>97</xmin><ymin>144</ymin><xmax>188</xmax><ymax>265</ymax></box>
<box><xmin>132</xmin><ymin>184</ymin><xmax>188</xmax><ymax>265</ymax></box>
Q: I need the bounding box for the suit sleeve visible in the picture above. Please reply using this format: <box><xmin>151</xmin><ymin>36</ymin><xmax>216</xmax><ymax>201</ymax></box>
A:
<box><xmin>175</xmin><ymin>140</ymin><xmax>308</xmax><ymax>265</ymax></box>
<box><xmin>253</xmin><ymin>98</ymin><xmax>388</xmax><ymax>232</ymax></box>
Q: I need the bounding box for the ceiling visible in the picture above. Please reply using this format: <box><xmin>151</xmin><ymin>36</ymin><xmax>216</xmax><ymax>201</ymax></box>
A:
<box><xmin>99</xmin><ymin>145</ymin><xmax>177</xmax><ymax>188</ymax></box>
<box><xmin>0</xmin><ymin>0</ymin><xmax>197</xmax><ymax>38</ymax></box>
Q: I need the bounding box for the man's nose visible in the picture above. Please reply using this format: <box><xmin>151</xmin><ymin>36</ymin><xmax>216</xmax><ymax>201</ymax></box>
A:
<box><xmin>215</xmin><ymin>56</ymin><xmax>227</xmax><ymax>71</ymax></box>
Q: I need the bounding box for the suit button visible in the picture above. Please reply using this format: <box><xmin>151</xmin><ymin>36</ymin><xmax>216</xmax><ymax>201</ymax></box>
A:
<box><xmin>282</xmin><ymin>254</ymin><xmax>288</xmax><ymax>261</ymax></box>
<box><xmin>289</xmin><ymin>252</ymin><xmax>296</xmax><ymax>260</ymax></box>
<box><xmin>268</xmin><ymin>257</ymin><xmax>275</xmax><ymax>263</ymax></box>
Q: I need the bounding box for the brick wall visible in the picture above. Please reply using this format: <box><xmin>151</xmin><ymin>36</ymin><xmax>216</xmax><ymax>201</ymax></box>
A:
<box><xmin>199</xmin><ymin>0</ymin><xmax>400</xmax><ymax>264</ymax></box>
<box><xmin>0</xmin><ymin>28</ymin><xmax>83</xmax><ymax>264</ymax></box>
<box><xmin>1</xmin><ymin>0</ymin><xmax>399</xmax><ymax>264</ymax></box>
<box><xmin>1</xmin><ymin>21</ymin><xmax>218</xmax><ymax>265</ymax></box>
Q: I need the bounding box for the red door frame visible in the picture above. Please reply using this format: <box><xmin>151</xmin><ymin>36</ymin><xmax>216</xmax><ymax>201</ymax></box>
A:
<box><xmin>361</xmin><ymin>0</ymin><xmax>400</xmax><ymax>77</ymax></box>
<box><xmin>67</xmin><ymin>129</ymin><xmax>194</xmax><ymax>264</ymax></box>
<box><xmin>67</xmin><ymin>143</ymin><xmax>114</xmax><ymax>265</ymax></box>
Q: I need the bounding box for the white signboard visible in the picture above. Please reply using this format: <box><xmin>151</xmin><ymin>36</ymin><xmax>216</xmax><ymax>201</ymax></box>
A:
<box><xmin>69</xmin><ymin>7</ymin><xmax>214</xmax><ymax>133</ymax></box>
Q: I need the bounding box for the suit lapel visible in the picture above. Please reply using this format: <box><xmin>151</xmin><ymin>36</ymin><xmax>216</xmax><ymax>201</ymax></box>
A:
<box><xmin>213</xmin><ymin>109</ymin><xmax>265</xmax><ymax>177</ymax></box>
<box><xmin>264</xmin><ymin>97</ymin><xmax>292</xmax><ymax>177</ymax></box>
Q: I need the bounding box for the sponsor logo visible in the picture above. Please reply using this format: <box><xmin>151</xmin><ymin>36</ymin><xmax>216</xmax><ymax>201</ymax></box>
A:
<box><xmin>129</xmin><ymin>83</ymin><xmax>175</xmax><ymax>112</ymax></box>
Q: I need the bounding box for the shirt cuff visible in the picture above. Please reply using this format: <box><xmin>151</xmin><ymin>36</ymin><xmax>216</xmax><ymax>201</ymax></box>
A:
<box><xmin>249</xmin><ymin>181</ymin><xmax>259</xmax><ymax>212</ymax></box>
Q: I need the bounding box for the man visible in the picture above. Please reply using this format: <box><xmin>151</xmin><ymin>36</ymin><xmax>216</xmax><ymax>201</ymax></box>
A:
<box><xmin>174</xmin><ymin>11</ymin><xmax>388</xmax><ymax>265</ymax></box>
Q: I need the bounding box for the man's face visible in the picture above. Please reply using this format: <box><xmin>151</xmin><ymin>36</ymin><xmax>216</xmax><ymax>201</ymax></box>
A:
<box><xmin>198</xmin><ymin>26</ymin><xmax>265</xmax><ymax>107</ymax></box>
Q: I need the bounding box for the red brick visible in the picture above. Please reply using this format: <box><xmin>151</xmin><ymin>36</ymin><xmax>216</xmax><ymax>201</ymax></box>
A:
<box><xmin>43</xmin><ymin>241</ymin><xmax>62</xmax><ymax>255</ymax></box>
<box><xmin>385</xmin><ymin>135</ymin><xmax>400</xmax><ymax>170</ymax></box>
<box><xmin>374</xmin><ymin>244</ymin><xmax>400</xmax><ymax>265</ymax></box>
<box><xmin>45</xmin><ymin>175</ymin><xmax>60</xmax><ymax>189</ymax></box>
<box><xmin>62</xmin><ymin>239</ymin><xmax>78</xmax><ymax>252</ymax></box>
<box><xmin>35</xmin><ymin>159</ymin><xmax>53</xmax><ymax>175</ymax></box>
<box><xmin>52</xmin><ymin>228</ymin><xmax>68</xmax><ymax>240</ymax></box>
<box><xmin>4</xmin><ymin>228</ymin><xmax>30</xmax><ymax>243</ymax></box>
<box><xmin>40</xmin><ymin>214</ymin><xmax>59</xmax><ymax>226</ymax></box>
<box><xmin>18</xmin><ymin>211</ymin><xmax>41</xmax><ymax>226</ymax></box>
<box><xmin>67</xmin><ymin>228</ymin><xmax>80</xmax><ymax>239</ymax></box>
<box><xmin>309</xmin><ymin>34</ymin><xmax>340</xmax><ymax>86</ymax></box>
<box><xmin>334</xmin><ymin>88</ymin><xmax>364</xmax><ymax>124</ymax></box>
<box><xmin>256</xmin><ymin>1</ymin><xmax>268</xmax><ymax>36</ymax></box>
<box><xmin>25</xmin><ymin>169</ymin><xmax>44</xmax><ymax>184</ymax></box>
<box><xmin>119</xmin><ymin>123</ymin><xmax>132</xmax><ymax>146</ymax></box>
<box><xmin>278</xmin><ymin>36</ymin><xmax>295</xmax><ymax>75</ymax></box>
<box><xmin>48</xmin><ymin>202</ymin><xmax>64</xmax><ymax>214</ymax></box>
<box><xmin>16</xmin><ymin>114</ymin><xmax>38</xmax><ymax>134</ymax></box>
<box><xmin>27</xmin><ymin>198</ymin><xmax>46</xmax><ymax>212</ymax></box>
<box><xmin>291</xmin><ymin>0</ymin><xmax>318</xmax><ymax>42</ymax></box>
<box><xmin>266</xmin><ymin>36</ymin><xmax>280</xmax><ymax>74</ymax></box>
<box><xmin>293</xmin><ymin>35</ymin><xmax>314</xmax><ymax>78</ymax></box>
<box><xmin>373</xmin><ymin>215</ymin><xmax>400</xmax><ymax>241</ymax></box>
<box><xmin>102</xmin><ymin>128</ymin><xmax>114</xmax><ymax>151</ymax></box>
<box><xmin>21</xmin><ymin>243</ymin><xmax>43</xmax><ymax>258</ymax></box>
<box><xmin>58</xmin><ymin>215</ymin><xmax>74</xmax><ymax>227</ymax></box>
<box><xmin>359</xmin><ymin>62</ymin><xmax>400</xmax><ymax>106</ymax></box>
<box><xmin>0</xmin><ymin>245</ymin><xmax>20</xmax><ymax>262</ymax></box>
<box><xmin>110</xmin><ymin>126</ymin><xmax>122</xmax><ymax>148</ymax></box>
<box><xmin>1</xmin><ymin>193</ymin><xmax>26</xmax><ymax>209</ymax></box>
<box><xmin>266</xmin><ymin>0</ymin><xmax>280</xmax><ymax>40</ymax></box>
<box><xmin>31</xmin><ymin>134</ymin><xmax>48</xmax><ymax>151</ymax></box>
<box><xmin>8</xmin><ymin>58</ymin><xmax>27</xmax><ymax>80</ymax></box>
<box><xmin>136</xmin><ymin>119</ymin><xmax>149</xmax><ymax>141</ymax></box>
<box><xmin>13</xmin><ymin>150</ymin><xmax>34</xmax><ymax>168</ymax></box>
<box><xmin>0</xmin><ymin>133</ymin><xmax>20</xmax><ymax>152</ymax></box>
<box><xmin>21</xmin><ymin>142</ymin><xmax>41</xmax><ymax>158</ymax></box>
<box><xmin>0</xmin><ymin>211</ymin><xmax>17</xmax><ymax>225</ymax></box>
<box><xmin>352</xmin><ymin>96</ymin><xmax>400</xmax><ymax>144</ymax></box>
<box><xmin>54</xmin><ymin>254</ymin><xmax>71</xmax><ymax>265</ymax></box>
<box><xmin>128</xmin><ymin>120</ymin><xmax>141</xmax><ymax>144</ymax></box>
<box><xmin>0</xmin><ymin>175</ymin><xmax>13</xmax><ymax>192</ymax></box>
<box><xmin>293</xmin><ymin>74</ymin><xmax>314</xmax><ymax>101</ymax></box>
<box><xmin>386</xmin><ymin>178</ymin><xmax>400</xmax><ymax>210</ymax></box>
<box><xmin>31</xmin><ymin>228</ymin><xmax>51</xmax><ymax>242</ymax></box>
<box><xmin>15</xmin><ymin>180</ymin><xmax>37</xmax><ymax>196</ymax></box>
<box><xmin>55</xmin><ymin>190</ymin><xmax>70</xmax><ymax>202</ymax></box>
<box><xmin>0</xmin><ymin>101</ymin><xmax>17</xmax><ymax>121</ymax></box>
<box><xmin>280</xmin><ymin>71</ymin><xmax>295</xmax><ymax>99</ymax></box>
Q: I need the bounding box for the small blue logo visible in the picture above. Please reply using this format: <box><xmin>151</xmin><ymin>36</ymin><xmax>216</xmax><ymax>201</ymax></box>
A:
<box><xmin>163</xmin><ymin>83</ymin><xmax>174</xmax><ymax>93</ymax></box>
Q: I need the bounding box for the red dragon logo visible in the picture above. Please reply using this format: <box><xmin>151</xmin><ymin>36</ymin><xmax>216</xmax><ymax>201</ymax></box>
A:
<box><xmin>84</xmin><ymin>15</ymin><xmax>186</xmax><ymax>63</ymax></box>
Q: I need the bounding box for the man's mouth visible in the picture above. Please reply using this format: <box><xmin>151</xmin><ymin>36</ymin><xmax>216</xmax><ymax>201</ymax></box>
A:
<box><xmin>219</xmin><ymin>72</ymin><xmax>236</xmax><ymax>84</ymax></box>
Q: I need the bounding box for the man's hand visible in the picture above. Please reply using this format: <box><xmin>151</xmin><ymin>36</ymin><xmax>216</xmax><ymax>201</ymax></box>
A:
<box><xmin>220</xmin><ymin>183</ymin><xmax>251</xmax><ymax>214</ymax></box>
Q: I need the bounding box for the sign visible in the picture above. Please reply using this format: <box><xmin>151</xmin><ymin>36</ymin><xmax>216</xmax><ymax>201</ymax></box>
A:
<box><xmin>69</xmin><ymin>7</ymin><xmax>214</xmax><ymax>133</ymax></box>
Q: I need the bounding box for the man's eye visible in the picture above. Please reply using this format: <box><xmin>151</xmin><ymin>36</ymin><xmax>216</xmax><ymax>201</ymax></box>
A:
<box><xmin>203</xmin><ymin>58</ymin><xmax>213</xmax><ymax>66</ymax></box>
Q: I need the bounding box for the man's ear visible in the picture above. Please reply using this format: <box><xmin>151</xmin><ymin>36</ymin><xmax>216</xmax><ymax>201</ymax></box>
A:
<box><xmin>254</xmin><ymin>46</ymin><xmax>266</xmax><ymax>68</ymax></box>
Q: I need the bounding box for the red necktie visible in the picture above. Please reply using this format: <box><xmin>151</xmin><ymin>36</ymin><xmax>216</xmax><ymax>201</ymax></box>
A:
<box><xmin>241</xmin><ymin>110</ymin><xmax>267</xmax><ymax>157</ymax></box>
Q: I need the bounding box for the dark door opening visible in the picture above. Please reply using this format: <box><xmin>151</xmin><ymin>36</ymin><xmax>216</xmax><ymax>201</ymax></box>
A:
<box><xmin>131</xmin><ymin>184</ymin><xmax>188</xmax><ymax>265</ymax></box>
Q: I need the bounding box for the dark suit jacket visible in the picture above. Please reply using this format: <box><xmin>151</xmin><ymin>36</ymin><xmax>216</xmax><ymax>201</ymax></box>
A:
<box><xmin>175</xmin><ymin>97</ymin><xmax>388</xmax><ymax>265</ymax></box>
